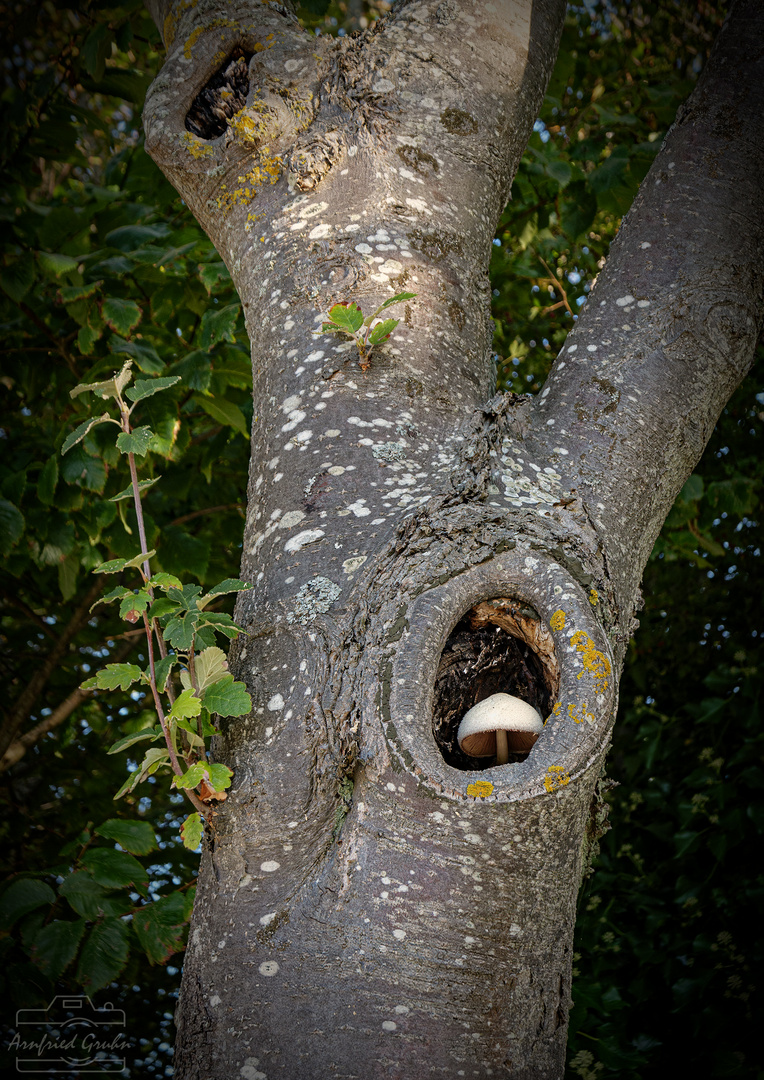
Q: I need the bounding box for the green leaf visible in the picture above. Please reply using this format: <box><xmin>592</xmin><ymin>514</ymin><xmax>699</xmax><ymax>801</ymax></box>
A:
<box><xmin>202</xmin><ymin>578</ymin><xmax>252</xmax><ymax>602</ymax></box>
<box><xmin>38</xmin><ymin>250</ymin><xmax>79</xmax><ymax>277</ymax></box>
<box><xmin>193</xmin><ymin>393</ymin><xmax>250</xmax><ymax>438</ymax></box>
<box><xmin>181</xmin><ymin>813</ymin><xmax>203</xmax><ymax>850</ymax></box>
<box><xmin>119</xmin><ymin>590</ymin><xmax>150</xmax><ymax>622</ymax></box>
<box><xmin>0</xmin><ymin>251</ymin><xmax>35</xmax><ymax>301</ymax></box>
<box><xmin>164</xmin><ymin>610</ymin><xmax>200</xmax><ymax>650</ymax></box>
<box><xmin>199</xmin><ymin>303</ymin><xmax>240</xmax><ymax>349</ymax></box>
<box><xmin>105</xmin><ymin>222</ymin><xmax>171</xmax><ymax>251</ymax></box>
<box><xmin>76</xmin><ymin>917</ymin><xmax>132</xmax><ymax>993</ymax></box>
<box><xmin>108</xmin><ymin>730</ymin><xmax>160</xmax><ymax>755</ymax></box>
<box><xmin>59</xmin><ymin>281</ymin><xmax>101</xmax><ymax>303</ymax></box>
<box><xmin>198</xmin><ymin>261</ymin><xmax>231</xmax><ymax>294</ymax></box>
<box><xmin>207</xmin><ymin>763</ymin><xmax>233</xmax><ymax>791</ymax></box>
<box><xmin>176</xmin><ymin>762</ymin><xmax>206</xmax><ymax>789</ymax></box>
<box><xmin>37</xmin><ymin>455</ymin><xmax>59</xmax><ymax>505</ymax></box>
<box><xmin>181</xmin><ymin>646</ymin><xmax>227</xmax><ymax>692</ymax></box>
<box><xmin>148</xmin><ymin>597</ymin><xmax>181</xmax><ymax>619</ymax></box>
<box><xmin>0</xmin><ymin>878</ymin><xmax>56</xmax><ymax>930</ymax></box>
<box><xmin>61</xmin><ymin>413</ymin><xmax>115</xmax><ymax>455</ymax></box>
<box><xmin>60</xmin><ymin>442</ymin><xmax>107</xmax><ymax>492</ymax></box>
<box><xmin>326</xmin><ymin>301</ymin><xmax>364</xmax><ymax>334</ymax></box>
<box><xmin>110</xmin><ymin>335</ymin><xmax>164</xmax><ymax>373</ymax></box>
<box><xmin>203</xmin><ymin>674</ymin><xmax>252</xmax><ymax>718</ymax></box>
<box><xmin>89</xmin><ymin>663</ymin><xmax>147</xmax><ymax>692</ymax></box>
<box><xmin>70</xmin><ymin>359</ymin><xmax>133</xmax><ymax>401</ymax></box>
<box><xmin>58</xmin><ymin>553</ymin><xmax>79</xmax><ymax>600</ymax></box>
<box><xmin>81</xmin><ymin>23</ymin><xmax>111</xmax><ymax>80</ymax></box>
<box><xmin>31</xmin><ymin>919</ymin><xmax>87</xmax><ymax>981</ymax></box>
<box><xmin>679</xmin><ymin>473</ymin><xmax>704</xmax><ymax>503</ymax></box>
<box><xmin>169</xmin><ymin>688</ymin><xmax>202</xmax><ymax>720</ymax></box>
<box><xmin>133</xmin><ymin>891</ymin><xmax>188</xmax><ymax>964</ymax></box>
<box><xmin>95</xmin><ymin>820</ymin><xmax>158</xmax><ymax>857</ymax></box>
<box><xmin>110</xmin><ymin>476</ymin><xmax>160</xmax><ymax>502</ymax></box>
<box><xmin>94</xmin><ymin>586</ymin><xmax>131</xmax><ymax>609</ymax></box>
<box><xmin>148</xmin><ymin>572</ymin><xmax>184</xmax><ymax>590</ymax></box>
<box><xmin>93</xmin><ymin>556</ymin><xmax>128</xmax><ymax>574</ymax></box>
<box><xmin>160</xmin><ymin>526</ymin><xmax>210</xmax><ymax>583</ymax></box>
<box><xmin>116</xmin><ymin>426</ymin><xmax>154</xmax><ymax>457</ymax></box>
<box><xmin>560</xmin><ymin>180</ymin><xmax>598</xmax><ymax>238</ymax></box>
<box><xmin>0</xmin><ymin>498</ymin><xmax>24</xmax><ymax>557</ymax></box>
<box><xmin>368</xmin><ymin>318</ymin><xmax>398</xmax><ymax>345</ymax></box>
<box><xmin>374</xmin><ymin>291</ymin><xmax>417</xmax><ymax>314</ymax></box>
<box><xmin>125</xmin><ymin>376</ymin><xmax>181</xmax><ymax>403</ymax></box>
<box><xmin>153</xmin><ymin>654</ymin><xmax>176</xmax><ymax>693</ymax></box>
<box><xmin>81</xmin><ymin>848</ymin><xmax>149</xmax><ymax>895</ymax></box>
<box><xmin>102</xmin><ymin>297</ymin><xmax>142</xmax><ymax>335</ymax></box>
<box><xmin>124</xmin><ymin>548</ymin><xmax>156</xmax><ymax>569</ymax></box>
<box><xmin>58</xmin><ymin>872</ymin><xmax>111</xmax><ymax>920</ymax></box>
<box><xmin>114</xmin><ymin>766</ymin><xmax>144</xmax><ymax>800</ymax></box>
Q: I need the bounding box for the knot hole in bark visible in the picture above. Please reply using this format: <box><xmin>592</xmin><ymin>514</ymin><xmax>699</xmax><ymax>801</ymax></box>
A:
<box><xmin>433</xmin><ymin>599</ymin><xmax>559</xmax><ymax>771</ymax></box>
<box><xmin>186</xmin><ymin>48</ymin><xmax>253</xmax><ymax>140</ymax></box>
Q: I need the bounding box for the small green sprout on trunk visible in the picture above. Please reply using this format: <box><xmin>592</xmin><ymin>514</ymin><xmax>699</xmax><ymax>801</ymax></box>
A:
<box><xmin>62</xmin><ymin>360</ymin><xmax>252</xmax><ymax>849</ymax></box>
<box><xmin>317</xmin><ymin>291</ymin><xmax>416</xmax><ymax>370</ymax></box>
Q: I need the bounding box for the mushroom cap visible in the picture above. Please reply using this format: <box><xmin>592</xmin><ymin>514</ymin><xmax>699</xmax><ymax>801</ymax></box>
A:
<box><xmin>457</xmin><ymin>693</ymin><xmax>544</xmax><ymax>757</ymax></box>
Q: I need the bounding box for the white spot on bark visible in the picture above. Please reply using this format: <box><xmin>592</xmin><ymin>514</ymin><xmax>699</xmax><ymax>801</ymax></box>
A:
<box><xmin>259</xmin><ymin>912</ymin><xmax>277</xmax><ymax>926</ymax></box>
<box><xmin>381</xmin><ymin>1020</ymin><xmax>397</xmax><ymax>1031</ymax></box>
<box><xmin>392</xmin><ymin>928</ymin><xmax>406</xmax><ymax>940</ymax></box>
<box><xmin>260</xmin><ymin>860</ymin><xmax>280</xmax><ymax>873</ymax></box>
<box><xmin>258</xmin><ymin>960</ymin><xmax>280</xmax><ymax>976</ymax></box>
<box><xmin>279</xmin><ymin>510</ymin><xmax>305</xmax><ymax>529</ymax></box>
<box><xmin>615</xmin><ymin>295</ymin><xmax>635</xmax><ymax>306</ymax></box>
<box><xmin>309</xmin><ymin>223</ymin><xmax>331</xmax><ymax>239</ymax></box>
<box><xmin>267</xmin><ymin>695</ymin><xmax>284</xmax><ymax>711</ymax></box>
<box><xmin>285</xmin><ymin>528</ymin><xmax>325</xmax><ymax>553</ymax></box>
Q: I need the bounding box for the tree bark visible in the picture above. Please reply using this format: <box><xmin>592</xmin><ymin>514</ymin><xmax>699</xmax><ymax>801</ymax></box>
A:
<box><xmin>142</xmin><ymin>1</ymin><xmax>764</xmax><ymax>1076</ymax></box>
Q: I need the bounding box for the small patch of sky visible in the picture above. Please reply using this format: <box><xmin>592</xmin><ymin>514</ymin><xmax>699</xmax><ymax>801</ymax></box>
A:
<box><xmin>567</xmin><ymin>270</ymin><xmax>582</xmax><ymax>284</ymax></box>
<box><xmin>493</xmin><ymin>238</ymin><xmax>501</xmax><ymax>246</ymax></box>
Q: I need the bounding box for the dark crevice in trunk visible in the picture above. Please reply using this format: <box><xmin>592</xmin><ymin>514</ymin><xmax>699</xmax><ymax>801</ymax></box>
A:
<box><xmin>185</xmin><ymin>49</ymin><xmax>252</xmax><ymax>140</ymax></box>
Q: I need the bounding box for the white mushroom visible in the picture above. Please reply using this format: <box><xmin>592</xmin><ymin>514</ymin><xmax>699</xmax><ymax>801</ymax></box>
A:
<box><xmin>457</xmin><ymin>693</ymin><xmax>544</xmax><ymax>765</ymax></box>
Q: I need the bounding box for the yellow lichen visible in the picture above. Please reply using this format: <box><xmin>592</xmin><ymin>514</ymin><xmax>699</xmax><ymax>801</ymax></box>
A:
<box><xmin>589</xmin><ymin>588</ymin><xmax>599</xmax><ymax>606</ymax></box>
<box><xmin>550</xmin><ymin>609</ymin><xmax>566</xmax><ymax>632</ymax></box>
<box><xmin>547</xmin><ymin>702</ymin><xmax>563</xmax><ymax>721</ymax></box>
<box><xmin>570</xmin><ymin>630</ymin><xmax>611</xmax><ymax>694</ymax></box>
<box><xmin>180</xmin><ymin>131</ymin><xmax>213</xmax><ymax>158</ymax></box>
<box><xmin>466</xmin><ymin>780</ymin><xmax>494</xmax><ymax>799</ymax></box>
<box><xmin>544</xmin><ymin>765</ymin><xmax>570</xmax><ymax>793</ymax></box>
<box><xmin>183</xmin><ymin>18</ymin><xmax>236</xmax><ymax>60</ymax></box>
<box><xmin>568</xmin><ymin>701</ymin><xmax>595</xmax><ymax>725</ymax></box>
<box><xmin>164</xmin><ymin>0</ymin><xmax>196</xmax><ymax>49</ymax></box>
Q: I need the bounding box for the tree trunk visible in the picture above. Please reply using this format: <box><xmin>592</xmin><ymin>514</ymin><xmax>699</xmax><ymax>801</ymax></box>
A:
<box><xmin>142</xmin><ymin>1</ymin><xmax>764</xmax><ymax>1076</ymax></box>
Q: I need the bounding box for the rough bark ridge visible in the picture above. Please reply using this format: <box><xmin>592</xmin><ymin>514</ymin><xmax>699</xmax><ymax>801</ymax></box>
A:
<box><xmin>142</xmin><ymin>1</ymin><xmax>764</xmax><ymax>1077</ymax></box>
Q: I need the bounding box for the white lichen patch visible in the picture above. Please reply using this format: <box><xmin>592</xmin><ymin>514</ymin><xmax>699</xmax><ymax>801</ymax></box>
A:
<box><xmin>258</xmin><ymin>960</ymin><xmax>280</xmax><ymax>976</ymax></box>
<box><xmin>260</xmin><ymin>860</ymin><xmax>280</xmax><ymax>873</ymax></box>
<box><xmin>284</xmin><ymin>528</ymin><xmax>324</xmax><ymax>553</ymax></box>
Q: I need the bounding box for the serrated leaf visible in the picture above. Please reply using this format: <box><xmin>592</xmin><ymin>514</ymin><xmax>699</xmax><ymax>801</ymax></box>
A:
<box><xmin>368</xmin><ymin>317</ymin><xmax>398</xmax><ymax>345</ymax></box>
<box><xmin>58</xmin><ymin>871</ymin><xmax>111</xmax><ymax>920</ymax></box>
<box><xmin>148</xmin><ymin>572</ymin><xmax>184</xmax><ymax>590</ymax></box>
<box><xmin>116</xmin><ymin>426</ymin><xmax>154</xmax><ymax>457</ymax></box>
<box><xmin>133</xmin><ymin>891</ymin><xmax>188</xmax><ymax>964</ymax></box>
<box><xmin>169</xmin><ymin>688</ymin><xmax>202</xmax><ymax>720</ymax></box>
<box><xmin>164</xmin><ymin>610</ymin><xmax>200</xmax><ymax>651</ymax></box>
<box><xmin>61</xmin><ymin>413</ymin><xmax>115</xmax><ymax>455</ymax></box>
<box><xmin>199</xmin><ymin>303</ymin><xmax>240</xmax><ymax>349</ymax></box>
<box><xmin>81</xmin><ymin>848</ymin><xmax>148</xmax><ymax>895</ymax></box>
<box><xmin>180</xmin><ymin>646</ymin><xmax>227</xmax><ymax>692</ymax></box>
<box><xmin>0</xmin><ymin>498</ymin><xmax>24</xmax><ymax>557</ymax></box>
<box><xmin>176</xmin><ymin>762</ymin><xmax>206</xmax><ymax>789</ymax></box>
<box><xmin>0</xmin><ymin>878</ymin><xmax>56</xmax><ymax>930</ymax></box>
<box><xmin>81</xmin><ymin>23</ymin><xmax>111</xmax><ymax>81</ymax></box>
<box><xmin>31</xmin><ymin>919</ymin><xmax>87</xmax><ymax>981</ymax></box>
<box><xmin>374</xmin><ymin>291</ymin><xmax>417</xmax><ymax>314</ymax></box>
<box><xmin>114</xmin><ymin>766</ymin><xmax>143</xmax><ymax>800</ymax></box>
<box><xmin>207</xmin><ymin>763</ymin><xmax>233</xmax><ymax>791</ymax></box>
<box><xmin>59</xmin><ymin>281</ymin><xmax>101</xmax><ymax>303</ymax></box>
<box><xmin>76</xmin><ymin>917</ymin><xmax>132</xmax><ymax>993</ymax></box>
<box><xmin>108</xmin><ymin>730</ymin><xmax>160</xmax><ymax>755</ymax></box>
<box><xmin>119</xmin><ymin>590</ymin><xmax>150</xmax><ymax>623</ymax></box>
<box><xmin>38</xmin><ymin>250</ymin><xmax>79</xmax><ymax>277</ymax></box>
<box><xmin>123</xmin><ymin>548</ymin><xmax>156</xmax><ymax>569</ymax></box>
<box><xmin>201</xmin><ymin>578</ymin><xmax>252</xmax><ymax>602</ymax></box>
<box><xmin>95</xmin><ymin>586</ymin><xmax>131</xmax><ymax>609</ymax></box>
<box><xmin>148</xmin><ymin>597</ymin><xmax>181</xmax><ymax>619</ymax></box>
<box><xmin>203</xmin><ymin>674</ymin><xmax>252</xmax><ymax>718</ymax></box>
<box><xmin>70</xmin><ymin>360</ymin><xmax>133</xmax><ymax>401</ymax></box>
<box><xmin>95</xmin><ymin>819</ymin><xmax>158</xmax><ymax>856</ymax></box>
<box><xmin>110</xmin><ymin>476</ymin><xmax>161</xmax><ymax>502</ymax></box>
<box><xmin>125</xmin><ymin>376</ymin><xmax>181</xmax><ymax>403</ymax></box>
<box><xmin>181</xmin><ymin>813</ymin><xmax>203</xmax><ymax>850</ymax></box>
<box><xmin>193</xmin><ymin>393</ymin><xmax>250</xmax><ymax>438</ymax></box>
<box><xmin>93</xmin><ymin>557</ymin><xmax>128</xmax><ymax>574</ymax></box>
<box><xmin>326</xmin><ymin>301</ymin><xmax>364</xmax><ymax>333</ymax></box>
<box><xmin>90</xmin><ymin>663</ymin><xmax>147</xmax><ymax>691</ymax></box>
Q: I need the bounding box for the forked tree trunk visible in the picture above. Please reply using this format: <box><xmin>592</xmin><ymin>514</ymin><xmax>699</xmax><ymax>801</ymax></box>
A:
<box><xmin>142</xmin><ymin>1</ymin><xmax>764</xmax><ymax>1076</ymax></box>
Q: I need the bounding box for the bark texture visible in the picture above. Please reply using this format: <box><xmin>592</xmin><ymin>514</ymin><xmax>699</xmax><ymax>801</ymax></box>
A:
<box><xmin>142</xmin><ymin>1</ymin><xmax>764</xmax><ymax>1077</ymax></box>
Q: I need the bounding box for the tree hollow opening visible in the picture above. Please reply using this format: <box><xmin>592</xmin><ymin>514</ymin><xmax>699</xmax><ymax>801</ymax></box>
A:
<box><xmin>185</xmin><ymin>48</ymin><xmax>252</xmax><ymax>140</ymax></box>
<box><xmin>433</xmin><ymin>599</ymin><xmax>559</xmax><ymax>771</ymax></box>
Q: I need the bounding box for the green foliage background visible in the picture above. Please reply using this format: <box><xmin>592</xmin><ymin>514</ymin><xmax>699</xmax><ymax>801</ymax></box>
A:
<box><xmin>0</xmin><ymin>1</ymin><xmax>761</xmax><ymax>1077</ymax></box>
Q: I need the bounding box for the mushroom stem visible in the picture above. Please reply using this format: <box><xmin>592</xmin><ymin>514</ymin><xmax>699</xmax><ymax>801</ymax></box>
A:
<box><xmin>495</xmin><ymin>728</ymin><xmax>509</xmax><ymax>766</ymax></box>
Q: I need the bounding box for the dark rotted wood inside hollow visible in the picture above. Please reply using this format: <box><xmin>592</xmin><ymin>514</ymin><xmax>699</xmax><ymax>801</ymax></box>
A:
<box><xmin>185</xmin><ymin>48</ymin><xmax>253</xmax><ymax>140</ymax></box>
<box><xmin>433</xmin><ymin>613</ymin><xmax>553</xmax><ymax>771</ymax></box>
